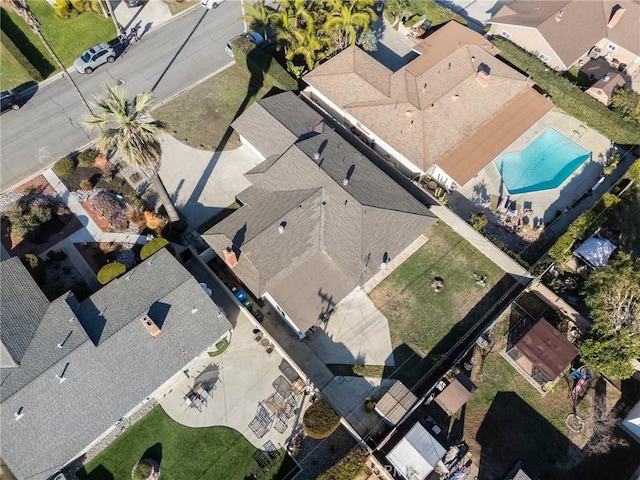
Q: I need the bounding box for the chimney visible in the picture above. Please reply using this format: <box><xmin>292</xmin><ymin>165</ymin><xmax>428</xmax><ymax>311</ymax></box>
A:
<box><xmin>607</xmin><ymin>6</ymin><xmax>625</xmax><ymax>28</ymax></box>
<box><xmin>222</xmin><ymin>247</ymin><xmax>237</xmax><ymax>267</ymax></box>
<box><xmin>140</xmin><ymin>315</ymin><xmax>162</xmax><ymax>338</ymax></box>
<box><xmin>476</xmin><ymin>70</ymin><xmax>490</xmax><ymax>88</ymax></box>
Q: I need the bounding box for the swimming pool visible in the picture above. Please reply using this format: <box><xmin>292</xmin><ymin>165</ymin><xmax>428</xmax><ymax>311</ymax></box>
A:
<box><xmin>494</xmin><ymin>128</ymin><xmax>591</xmax><ymax>195</ymax></box>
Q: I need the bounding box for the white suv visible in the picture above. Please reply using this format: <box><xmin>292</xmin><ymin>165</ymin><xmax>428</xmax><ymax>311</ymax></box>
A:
<box><xmin>74</xmin><ymin>42</ymin><xmax>116</xmax><ymax>74</ymax></box>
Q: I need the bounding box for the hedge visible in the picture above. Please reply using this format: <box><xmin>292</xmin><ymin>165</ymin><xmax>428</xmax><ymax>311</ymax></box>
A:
<box><xmin>97</xmin><ymin>262</ymin><xmax>126</xmax><ymax>284</ymax></box>
<box><xmin>317</xmin><ymin>447</ymin><xmax>369</xmax><ymax>480</ymax></box>
<box><xmin>52</xmin><ymin>156</ymin><xmax>77</xmax><ymax>178</ymax></box>
<box><xmin>302</xmin><ymin>399</ymin><xmax>340</xmax><ymax>439</ymax></box>
<box><xmin>492</xmin><ymin>38</ymin><xmax>640</xmax><ymax>145</ymax></box>
<box><xmin>140</xmin><ymin>237</ymin><xmax>170</xmax><ymax>260</ymax></box>
<box><xmin>233</xmin><ymin>38</ymin><xmax>298</xmax><ymax>92</ymax></box>
<box><xmin>0</xmin><ymin>30</ymin><xmax>43</xmax><ymax>82</ymax></box>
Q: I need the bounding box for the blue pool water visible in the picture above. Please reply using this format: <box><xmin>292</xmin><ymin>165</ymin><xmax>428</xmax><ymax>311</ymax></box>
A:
<box><xmin>494</xmin><ymin>128</ymin><xmax>591</xmax><ymax>194</ymax></box>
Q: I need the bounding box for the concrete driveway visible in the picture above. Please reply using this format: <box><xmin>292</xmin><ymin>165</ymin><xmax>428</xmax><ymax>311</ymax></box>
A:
<box><xmin>306</xmin><ymin>289</ymin><xmax>395</xmax><ymax>367</ymax></box>
<box><xmin>112</xmin><ymin>0</ymin><xmax>173</xmax><ymax>32</ymax></box>
<box><xmin>157</xmin><ymin>134</ymin><xmax>261</xmax><ymax>229</ymax></box>
<box><xmin>159</xmin><ymin>309</ymin><xmax>310</xmax><ymax>449</ymax></box>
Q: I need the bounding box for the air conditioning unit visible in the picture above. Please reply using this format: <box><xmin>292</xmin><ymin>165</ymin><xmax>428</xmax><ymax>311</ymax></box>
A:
<box><xmin>589</xmin><ymin>46</ymin><xmax>601</xmax><ymax>59</ymax></box>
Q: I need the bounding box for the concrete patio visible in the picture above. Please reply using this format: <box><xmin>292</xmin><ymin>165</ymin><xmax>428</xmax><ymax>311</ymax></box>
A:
<box><xmin>159</xmin><ymin>309</ymin><xmax>310</xmax><ymax>450</ymax></box>
<box><xmin>452</xmin><ymin>109</ymin><xmax>612</xmax><ymax>225</ymax></box>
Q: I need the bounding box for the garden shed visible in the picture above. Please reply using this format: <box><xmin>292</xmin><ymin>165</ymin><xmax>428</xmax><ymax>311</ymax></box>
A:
<box><xmin>386</xmin><ymin>422</ymin><xmax>446</xmax><ymax>480</ymax></box>
<box><xmin>434</xmin><ymin>373</ymin><xmax>476</xmax><ymax>416</ymax></box>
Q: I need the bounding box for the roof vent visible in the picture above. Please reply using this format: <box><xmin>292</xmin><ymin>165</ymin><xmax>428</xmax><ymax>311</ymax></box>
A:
<box><xmin>14</xmin><ymin>407</ymin><xmax>24</xmax><ymax>421</ymax></box>
<box><xmin>55</xmin><ymin>362</ymin><xmax>70</xmax><ymax>383</ymax></box>
<box><xmin>555</xmin><ymin>9</ymin><xmax>563</xmax><ymax>21</ymax></box>
<box><xmin>404</xmin><ymin>110</ymin><xmax>415</xmax><ymax>117</ymax></box>
<box><xmin>57</xmin><ymin>330</ymin><xmax>73</xmax><ymax>349</ymax></box>
<box><xmin>451</xmin><ymin>93</ymin><xmax>460</xmax><ymax>101</ymax></box>
<box><xmin>343</xmin><ymin>164</ymin><xmax>355</xmax><ymax>186</ymax></box>
<box><xmin>278</xmin><ymin>221</ymin><xmax>286</xmax><ymax>234</ymax></box>
<box><xmin>222</xmin><ymin>247</ymin><xmax>238</xmax><ymax>268</ymax></box>
<box><xmin>191</xmin><ymin>307</ymin><xmax>198</xmax><ymax>314</ymax></box>
<box><xmin>140</xmin><ymin>314</ymin><xmax>162</xmax><ymax>338</ymax></box>
<box><xmin>314</xmin><ymin>152</ymin><xmax>320</xmax><ymax>161</ymax></box>
<box><xmin>608</xmin><ymin>6</ymin><xmax>625</xmax><ymax>28</ymax></box>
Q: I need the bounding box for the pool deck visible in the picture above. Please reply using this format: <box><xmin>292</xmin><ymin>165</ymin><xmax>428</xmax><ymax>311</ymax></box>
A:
<box><xmin>451</xmin><ymin>109</ymin><xmax>611</xmax><ymax>225</ymax></box>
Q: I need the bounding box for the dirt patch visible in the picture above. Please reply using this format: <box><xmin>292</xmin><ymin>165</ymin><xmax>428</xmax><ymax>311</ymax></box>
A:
<box><xmin>75</xmin><ymin>242</ymin><xmax>139</xmax><ymax>274</ymax></box>
<box><xmin>61</xmin><ymin>166</ymin><xmax>136</xmax><ymax>199</ymax></box>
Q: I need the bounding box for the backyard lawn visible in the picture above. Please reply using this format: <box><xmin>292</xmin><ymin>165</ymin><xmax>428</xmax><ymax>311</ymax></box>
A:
<box><xmin>77</xmin><ymin>406</ymin><xmax>297</xmax><ymax>480</ymax></box>
<box><xmin>370</xmin><ymin>222</ymin><xmax>513</xmax><ymax>358</ymax></box>
<box><xmin>154</xmin><ymin>64</ymin><xmax>269</xmax><ymax>152</ymax></box>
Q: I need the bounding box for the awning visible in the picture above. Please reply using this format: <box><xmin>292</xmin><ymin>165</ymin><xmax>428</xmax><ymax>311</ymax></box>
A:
<box><xmin>574</xmin><ymin>236</ymin><xmax>616</xmax><ymax>268</ymax></box>
<box><xmin>434</xmin><ymin>373</ymin><xmax>476</xmax><ymax>416</ymax></box>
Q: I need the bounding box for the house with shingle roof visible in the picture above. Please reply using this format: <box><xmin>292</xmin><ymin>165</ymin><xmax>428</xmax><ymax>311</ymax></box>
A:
<box><xmin>0</xmin><ymin>249</ymin><xmax>232</xmax><ymax>480</ymax></box>
<box><xmin>303</xmin><ymin>21</ymin><xmax>553</xmax><ymax>191</ymax></box>
<box><xmin>202</xmin><ymin>92</ymin><xmax>437</xmax><ymax>338</ymax></box>
<box><xmin>487</xmin><ymin>0</ymin><xmax>640</xmax><ymax>85</ymax></box>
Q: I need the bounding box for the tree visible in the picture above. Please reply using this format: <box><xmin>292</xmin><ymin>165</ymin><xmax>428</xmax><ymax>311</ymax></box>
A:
<box><xmin>7</xmin><ymin>0</ymin><xmax>93</xmax><ymax>114</ymax></box>
<box><xmin>269</xmin><ymin>0</ymin><xmax>315</xmax><ymax>56</ymax></box>
<box><xmin>287</xmin><ymin>20</ymin><xmax>331</xmax><ymax>72</ymax></box>
<box><xmin>83</xmin><ymin>85</ymin><xmax>181</xmax><ymax>223</ymax></box>
<box><xmin>580</xmin><ymin>329</ymin><xmax>639</xmax><ymax>379</ymax></box>
<box><xmin>583</xmin><ymin>252</ymin><xmax>640</xmax><ymax>335</ymax></box>
<box><xmin>324</xmin><ymin>0</ymin><xmax>377</xmax><ymax>50</ymax></box>
<box><xmin>611</xmin><ymin>89</ymin><xmax>640</xmax><ymax>125</ymax></box>
<box><xmin>240</xmin><ymin>0</ymin><xmax>274</xmax><ymax>41</ymax></box>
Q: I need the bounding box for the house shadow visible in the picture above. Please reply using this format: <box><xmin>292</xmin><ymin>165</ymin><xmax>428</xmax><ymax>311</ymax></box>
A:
<box><xmin>77</xmin><ymin>296</ymin><xmax>107</xmax><ymax>346</ymax></box>
<box><xmin>147</xmin><ymin>301</ymin><xmax>170</xmax><ymax>329</ymax></box>
<box><xmin>476</xmin><ymin>391</ymin><xmax>579</xmax><ymax>479</ymax></box>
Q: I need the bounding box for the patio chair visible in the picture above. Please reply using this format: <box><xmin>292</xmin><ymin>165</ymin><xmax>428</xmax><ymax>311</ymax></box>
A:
<box><xmin>265</xmin><ymin>343</ymin><xmax>274</xmax><ymax>356</ymax></box>
<box><xmin>254</xmin><ymin>332</ymin><xmax>263</xmax><ymax>342</ymax></box>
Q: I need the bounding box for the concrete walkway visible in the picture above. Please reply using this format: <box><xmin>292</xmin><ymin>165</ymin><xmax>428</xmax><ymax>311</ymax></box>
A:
<box><xmin>431</xmin><ymin>205</ymin><xmax>532</xmax><ymax>284</ymax></box>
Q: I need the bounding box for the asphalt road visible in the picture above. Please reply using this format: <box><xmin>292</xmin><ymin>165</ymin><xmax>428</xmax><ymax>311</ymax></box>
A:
<box><xmin>0</xmin><ymin>3</ymin><xmax>242</xmax><ymax>192</ymax></box>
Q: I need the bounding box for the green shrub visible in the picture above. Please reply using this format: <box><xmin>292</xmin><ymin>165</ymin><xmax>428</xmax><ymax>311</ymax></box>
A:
<box><xmin>548</xmin><ymin>232</ymin><xmax>575</xmax><ymax>262</ymax></box>
<box><xmin>21</xmin><ymin>253</ymin><xmax>46</xmax><ymax>284</ymax></box>
<box><xmin>317</xmin><ymin>447</ymin><xmax>369</xmax><ymax>480</ymax></box>
<box><xmin>628</xmin><ymin>159</ymin><xmax>640</xmax><ymax>183</ymax></box>
<box><xmin>234</xmin><ymin>39</ymin><xmax>298</xmax><ymax>92</ymax></box>
<box><xmin>365</xmin><ymin>397</ymin><xmax>376</xmax><ymax>413</ymax></box>
<box><xmin>0</xmin><ymin>30</ymin><xmax>43</xmax><ymax>82</ymax></box>
<box><xmin>6</xmin><ymin>199</ymin><xmax>53</xmax><ymax>239</ymax></box>
<box><xmin>53</xmin><ymin>0</ymin><xmax>78</xmax><ymax>19</ymax></box>
<box><xmin>493</xmin><ymin>38</ymin><xmax>640</xmax><ymax>144</ymax></box>
<box><xmin>80</xmin><ymin>179</ymin><xmax>93</xmax><ymax>191</ymax></box>
<box><xmin>303</xmin><ymin>399</ymin><xmax>340</xmax><ymax>439</ymax></box>
<box><xmin>131</xmin><ymin>461</ymin><xmax>152</xmax><ymax>480</ymax></box>
<box><xmin>78</xmin><ymin>148</ymin><xmax>99</xmax><ymax>166</ymax></box>
<box><xmin>52</xmin><ymin>156</ymin><xmax>77</xmax><ymax>178</ymax></box>
<box><xmin>69</xmin><ymin>0</ymin><xmax>90</xmax><ymax>13</ymax></box>
<box><xmin>140</xmin><ymin>237</ymin><xmax>170</xmax><ymax>260</ymax></box>
<box><xmin>97</xmin><ymin>262</ymin><xmax>126</xmax><ymax>284</ymax></box>
<box><xmin>470</xmin><ymin>211</ymin><xmax>488</xmax><ymax>231</ymax></box>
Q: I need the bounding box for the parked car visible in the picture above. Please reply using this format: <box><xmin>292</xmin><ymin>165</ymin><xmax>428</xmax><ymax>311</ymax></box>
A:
<box><xmin>225</xmin><ymin>32</ymin><xmax>264</xmax><ymax>58</ymax></box>
<box><xmin>1</xmin><ymin>89</ymin><xmax>22</xmax><ymax>113</ymax></box>
<box><xmin>125</xmin><ymin>0</ymin><xmax>144</xmax><ymax>6</ymax></box>
<box><xmin>74</xmin><ymin>42</ymin><xmax>116</xmax><ymax>74</ymax></box>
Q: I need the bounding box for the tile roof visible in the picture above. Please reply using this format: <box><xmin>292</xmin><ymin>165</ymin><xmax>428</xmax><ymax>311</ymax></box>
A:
<box><xmin>304</xmin><ymin>21</ymin><xmax>546</xmax><ymax>179</ymax></box>
<box><xmin>204</xmin><ymin>93</ymin><xmax>436</xmax><ymax>328</ymax></box>
<box><xmin>1</xmin><ymin>249</ymin><xmax>232</xmax><ymax>480</ymax></box>
<box><xmin>0</xmin><ymin>257</ymin><xmax>51</xmax><ymax>366</ymax></box>
<box><xmin>489</xmin><ymin>0</ymin><xmax>640</xmax><ymax>67</ymax></box>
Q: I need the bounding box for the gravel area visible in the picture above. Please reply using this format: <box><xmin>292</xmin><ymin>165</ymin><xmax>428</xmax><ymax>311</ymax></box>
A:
<box><xmin>63</xmin><ymin>399</ymin><xmax>158</xmax><ymax>479</ymax></box>
<box><xmin>0</xmin><ymin>189</ymin><xmax>21</xmax><ymax>212</ymax></box>
<box><xmin>295</xmin><ymin>424</ymin><xmax>358</xmax><ymax>480</ymax></box>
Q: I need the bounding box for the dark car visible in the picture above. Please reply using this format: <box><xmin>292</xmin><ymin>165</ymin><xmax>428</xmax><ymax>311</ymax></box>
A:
<box><xmin>1</xmin><ymin>89</ymin><xmax>22</xmax><ymax>113</ymax></box>
<box><xmin>125</xmin><ymin>0</ymin><xmax>144</xmax><ymax>7</ymax></box>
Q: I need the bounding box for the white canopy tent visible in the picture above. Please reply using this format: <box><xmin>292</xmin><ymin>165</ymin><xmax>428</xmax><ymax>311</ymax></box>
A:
<box><xmin>386</xmin><ymin>423</ymin><xmax>446</xmax><ymax>480</ymax></box>
<box><xmin>574</xmin><ymin>236</ymin><xmax>616</xmax><ymax>268</ymax></box>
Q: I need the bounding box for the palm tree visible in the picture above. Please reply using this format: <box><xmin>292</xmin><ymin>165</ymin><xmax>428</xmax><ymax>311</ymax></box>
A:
<box><xmin>239</xmin><ymin>0</ymin><xmax>273</xmax><ymax>41</ymax></box>
<box><xmin>325</xmin><ymin>0</ymin><xmax>377</xmax><ymax>50</ymax></box>
<box><xmin>287</xmin><ymin>23</ymin><xmax>331</xmax><ymax>72</ymax></box>
<box><xmin>83</xmin><ymin>85</ymin><xmax>181</xmax><ymax>223</ymax></box>
<box><xmin>268</xmin><ymin>0</ymin><xmax>315</xmax><ymax>56</ymax></box>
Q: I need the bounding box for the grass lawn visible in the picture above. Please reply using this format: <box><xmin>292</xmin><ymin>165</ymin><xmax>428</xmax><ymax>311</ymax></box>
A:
<box><xmin>2</xmin><ymin>2</ymin><xmax>115</xmax><ymax>77</ymax></box>
<box><xmin>0</xmin><ymin>43</ymin><xmax>32</xmax><ymax>90</ymax></box>
<box><xmin>464</xmin><ymin>348</ymin><xmax>593</xmax><ymax>479</ymax></box>
<box><xmin>154</xmin><ymin>64</ymin><xmax>269</xmax><ymax>151</ymax></box>
<box><xmin>77</xmin><ymin>406</ymin><xmax>298</xmax><ymax>480</ymax></box>
<box><xmin>370</xmin><ymin>222</ymin><xmax>512</xmax><ymax>357</ymax></box>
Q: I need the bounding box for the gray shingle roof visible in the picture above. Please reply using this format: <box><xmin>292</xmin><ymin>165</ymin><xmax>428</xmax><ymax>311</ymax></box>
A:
<box><xmin>205</xmin><ymin>93</ymin><xmax>437</xmax><ymax>331</ymax></box>
<box><xmin>0</xmin><ymin>257</ymin><xmax>51</xmax><ymax>366</ymax></box>
<box><xmin>0</xmin><ymin>249</ymin><xmax>232</xmax><ymax>480</ymax></box>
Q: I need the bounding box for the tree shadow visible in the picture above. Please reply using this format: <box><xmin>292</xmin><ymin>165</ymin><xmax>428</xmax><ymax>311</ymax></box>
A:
<box><xmin>76</xmin><ymin>463</ymin><xmax>115</xmax><ymax>480</ymax></box>
<box><xmin>142</xmin><ymin>442</ymin><xmax>163</xmax><ymax>464</ymax></box>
